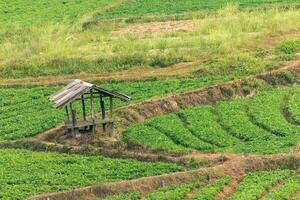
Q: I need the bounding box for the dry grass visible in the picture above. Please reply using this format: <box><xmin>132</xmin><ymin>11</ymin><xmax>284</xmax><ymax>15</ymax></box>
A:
<box><xmin>1</xmin><ymin>5</ymin><xmax>300</xmax><ymax>78</ymax></box>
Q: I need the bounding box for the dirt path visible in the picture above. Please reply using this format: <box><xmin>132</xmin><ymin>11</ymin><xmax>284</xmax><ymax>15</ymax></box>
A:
<box><xmin>214</xmin><ymin>178</ymin><xmax>241</xmax><ymax>200</ymax></box>
<box><xmin>256</xmin><ymin>29</ymin><xmax>300</xmax><ymax>49</ymax></box>
<box><xmin>0</xmin><ymin>61</ymin><xmax>198</xmax><ymax>86</ymax></box>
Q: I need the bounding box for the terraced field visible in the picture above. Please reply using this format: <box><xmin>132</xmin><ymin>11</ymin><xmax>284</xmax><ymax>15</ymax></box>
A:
<box><xmin>124</xmin><ymin>86</ymin><xmax>300</xmax><ymax>154</ymax></box>
<box><xmin>0</xmin><ymin>149</ymin><xmax>183</xmax><ymax>200</ymax></box>
<box><xmin>2</xmin><ymin>0</ymin><xmax>300</xmax><ymax>199</ymax></box>
<box><xmin>98</xmin><ymin>170</ymin><xmax>300</xmax><ymax>200</ymax></box>
<box><xmin>0</xmin><ymin>76</ymin><xmax>226</xmax><ymax>141</ymax></box>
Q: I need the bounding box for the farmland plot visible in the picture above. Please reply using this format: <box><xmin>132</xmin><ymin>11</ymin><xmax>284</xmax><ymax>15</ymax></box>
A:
<box><xmin>124</xmin><ymin>86</ymin><xmax>300</xmax><ymax>154</ymax></box>
<box><xmin>0</xmin><ymin>149</ymin><xmax>183</xmax><ymax>200</ymax></box>
<box><xmin>97</xmin><ymin>0</ymin><xmax>300</xmax><ymax>19</ymax></box>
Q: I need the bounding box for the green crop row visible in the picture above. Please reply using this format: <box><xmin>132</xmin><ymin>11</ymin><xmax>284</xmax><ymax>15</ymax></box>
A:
<box><xmin>102</xmin><ymin>181</ymin><xmax>202</xmax><ymax>200</ymax></box>
<box><xmin>123</xmin><ymin>124</ymin><xmax>188</xmax><ymax>153</ymax></box>
<box><xmin>0</xmin><ymin>0</ymin><xmax>116</xmax><ymax>27</ymax></box>
<box><xmin>229</xmin><ymin>170</ymin><xmax>292</xmax><ymax>200</ymax></box>
<box><xmin>179</xmin><ymin>107</ymin><xmax>240</xmax><ymax>147</ymax></box>
<box><xmin>248</xmin><ymin>88</ymin><xmax>300</xmax><ymax>136</ymax></box>
<box><xmin>123</xmin><ymin>86</ymin><xmax>300</xmax><ymax>154</ymax></box>
<box><xmin>216</xmin><ymin>100</ymin><xmax>275</xmax><ymax>141</ymax></box>
<box><xmin>101</xmin><ymin>176</ymin><xmax>232</xmax><ymax>200</ymax></box>
<box><xmin>0</xmin><ymin>149</ymin><xmax>183</xmax><ymax>200</ymax></box>
<box><xmin>190</xmin><ymin>176</ymin><xmax>231</xmax><ymax>200</ymax></box>
<box><xmin>262</xmin><ymin>174</ymin><xmax>300</xmax><ymax>200</ymax></box>
<box><xmin>141</xmin><ymin>182</ymin><xmax>200</xmax><ymax>200</ymax></box>
<box><xmin>101</xmin><ymin>193</ymin><xmax>140</xmax><ymax>200</ymax></box>
<box><xmin>288</xmin><ymin>89</ymin><xmax>300</xmax><ymax>124</ymax></box>
<box><xmin>97</xmin><ymin>0</ymin><xmax>300</xmax><ymax>20</ymax></box>
<box><xmin>146</xmin><ymin>114</ymin><xmax>214</xmax><ymax>151</ymax></box>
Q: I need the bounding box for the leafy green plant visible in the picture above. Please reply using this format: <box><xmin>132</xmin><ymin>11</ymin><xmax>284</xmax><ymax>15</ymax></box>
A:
<box><xmin>248</xmin><ymin>88</ymin><xmax>300</xmax><ymax>136</ymax></box>
<box><xmin>288</xmin><ymin>89</ymin><xmax>300</xmax><ymax>124</ymax></box>
<box><xmin>101</xmin><ymin>192</ymin><xmax>140</xmax><ymax>200</ymax></box>
<box><xmin>96</xmin><ymin>0</ymin><xmax>300</xmax><ymax>19</ymax></box>
<box><xmin>262</xmin><ymin>174</ymin><xmax>300</xmax><ymax>200</ymax></box>
<box><xmin>141</xmin><ymin>182</ymin><xmax>200</xmax><ymax>200</ymax></box>
<box><xmin>190</xmin><ymin>176</ymin><xmax>231</xmax><ymax>200</ymax></box>
<box><xmin>146</xmin><ymin>114</ymin><xmax>214</xmax><ymax>151</ymax></box>
<box><xmin>229</xmin><ymin>170</ymin><xmax>292</xmax><ymax>200</ymax></box>
<box><xmin>180</xmin><ymin>107</ymin><xmax>240</xmax><ymax>147</ymax></box>
<box><xmin>123</xmin><ymin>124</ymin><xmax>188</xmax><ymax>153</ymax></box>
<box><xmin>0</xmin><ymin>149</ymin><xmax>183</xmax><ymax>200</ymax></box>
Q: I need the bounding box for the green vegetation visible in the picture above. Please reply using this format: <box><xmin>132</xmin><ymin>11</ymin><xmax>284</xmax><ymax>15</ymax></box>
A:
<box><xmin>123</xmin><ymin>124</ymin><xmax>188</xmax><ymax>153</ymax></box>
<box><xmin>123</xmin><ymin>86</ymin><xmax>300</xmax><ymax>154</ymax></box>
<box><xmin>0</xmin><ymin>149</ymin><xmax>183</xmax><ymax>200</ymax></box>
<box><xmin>101</xmin><ymin>182</ymin><xmax>201</xmax><ymax>200</ymax></box>
<box><xmin>248</xmin><ymin>88</ymin><xmax>300</xmax><ymax>136</ymax></box>
<box><xmin>262</xmin><ymin>174</ymin><xmax>300</xmax><ymax>200</ymax></box>
<box><xmin>0</xmin><ymin>0</ymin><xmax>116</xmax><ymax>27</ymax></box>
<box><xmin>146</xmin><ymin>114</ymin><xmax>214</xmax><ymax>151</ymax></box>
<box><xmin>97</xmin><ymin>0</ymin><xmax>300</xmax><ymax>19</ymax></box>
<box><xmin>0</xmin><ymin>76</ymin><xmax>226</xmax><ymax>141</ymax></box>
<box><xmin>229</xmin><ymin>170</ymin><xmax>292</xmax><ymax>200</ymax></box>
<box><xmin>0</xmin><ymin>87</ymin><xmax>62</xmax><ymax>140</ymax></box>
<box><xmin>288</xmin><ymin>89</ymin><xmax>300</xmax><ymax>124</ymax></box>
<box><xmin>216</xmin><ymin>100</ymin><xmax>274</xmax><ymax>141</ymax></box>
<box><xmin>180</xmin><ymin>107</ymin><xmax>240</xmax><ymax>147</ymax></box>
<box><xmin>101</xmin><ymin>193</ymin><xmax>140</xmax><ymax>200</ymax></box>
<box><xmin>1</xmin><ymin>6</ymin><xmax>300</xmax><ymax>78</ymax></box>
<box><xmin>190</xmin><ymin>176</ymin><xmax>231</xmax><ymax>200</ymax></box>
<box><xmin>141</xmin><ymin>182</ymin><xmax>200</xmax><ymax>200</ymax></box>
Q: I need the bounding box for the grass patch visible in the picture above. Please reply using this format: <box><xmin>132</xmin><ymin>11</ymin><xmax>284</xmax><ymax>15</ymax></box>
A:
<box><xmin>1</xmin><ymin>6</ymin><xmax>300</xmax><ymax>78</ymax></box>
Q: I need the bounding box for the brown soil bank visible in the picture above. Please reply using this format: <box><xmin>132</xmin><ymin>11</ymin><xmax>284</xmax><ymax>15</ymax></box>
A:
<box><xmin>27</xmin><ymin>154</ymin><xmax>300</xmax><ymax>200</ymax></box>
<box><xmin>115</xmin><ymin>59</ymin><xmax>300</xmax><ymax>130</ymax></box>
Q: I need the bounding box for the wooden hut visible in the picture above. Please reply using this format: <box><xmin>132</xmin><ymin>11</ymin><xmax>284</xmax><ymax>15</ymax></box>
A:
<box><xmin>49</xmin><ymin>79</ymin><xmax>130</xmax><ymax>136</ymax></box>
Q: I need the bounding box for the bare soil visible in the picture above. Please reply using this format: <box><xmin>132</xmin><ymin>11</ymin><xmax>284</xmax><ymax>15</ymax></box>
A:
<box><xmin>0</xmin><ymin>61</ymin><xmax>199</xmax><ymax>86</ymax></box>
<box><xmin>114</xmin><ymin>20</ymin><xmax>195</xmax><ymax>35</ymax></box>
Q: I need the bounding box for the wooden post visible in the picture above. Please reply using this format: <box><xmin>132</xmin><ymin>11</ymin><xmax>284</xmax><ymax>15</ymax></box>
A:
<box><xmin>100</xmin><ymin>95</ymin><xmax>106</xmax><ymax>132</ymax></box>
<box><xmin>65</xmin><ymin>106</ymin><xmax>70</xmax><ymax>123</ymax></box>
<box><xmin>109</xmin><ymin>96</ymin><xmax>113</xmax><ymax>119</ymax></box>
<box><xmin>70</xmin><ymin>102</ymin><xmax>76</xmax><ymax>136</ymax></box>
<box><xmin>90</xmin><ymin>89</ymin><xmax>95</xmax><ymax>133</ymax></box>
<box><xmin>81</xmin><ymin>95</ymin><xmax>86</xmax><ymax>121</ymax></box>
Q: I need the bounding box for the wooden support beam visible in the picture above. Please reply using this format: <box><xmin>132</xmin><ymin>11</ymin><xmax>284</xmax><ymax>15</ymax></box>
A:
<box><xmin>65</xmin><ymin>106</ymin><xmax>70</xmax><ymax>123</ymax></box>
<box><xmin>70</xmin><ymin>102</ymin><xmax>76</xmax><ymax>136</ymax></box>
<box><xmin>81</xmin><ymin>95</ymin><xmax>86</xmax><ymax>121</ymax></box>
<box><xmin>109</xmin><ymin>96</ymin><xmax>113</xmax><ymax>119</ymax></box>
<box><xmin>100</xmin><ymin>95</ymin><xmax>106</xmax><ymax>132</ymax></box>
<box><xmin>90</xmin><ymin>88</ymin><xmax>95</xmax><ymax>133</ymax></box>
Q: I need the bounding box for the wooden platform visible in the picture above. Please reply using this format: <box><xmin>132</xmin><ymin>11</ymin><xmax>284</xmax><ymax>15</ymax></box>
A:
<box><xmin>65</xmin><ymin>119</ymin><xmax>113</xmax><ymax>129</ymax></box>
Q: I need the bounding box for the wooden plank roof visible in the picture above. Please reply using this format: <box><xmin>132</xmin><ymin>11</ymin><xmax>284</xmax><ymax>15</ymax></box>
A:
<box><xmin>49</xmin><ymin>79</ymin><xmax>130</xmax><ymax>108</ymax></box>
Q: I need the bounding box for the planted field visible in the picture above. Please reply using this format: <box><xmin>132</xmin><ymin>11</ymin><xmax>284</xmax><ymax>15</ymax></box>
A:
<box><xmin>99</xmin><ymin>170</ymin><xmax>300</xmax><ymax>200</ymax></box>
<box><xmin>101</xmin><ymin>176</ymin><xmax>231</xmax><ymax>200</ymax></box>
<box><xmin>123</xmin><ymin>86</ymin><xmax>300</xmax><ymax>154</ymax></box>
<box><xmin>0</xmin><ymin>149</ymin><xmax>183</xmax><ymax>200</ymax></box>
<box><xmin>0</xmin><ymin>76</ymin><xmax>225</xmax><ymax>141</ymax></box>
<box><xmin>229</xmin><ymin>170</ymin><xmax>292</xmax><ymax>200</ymax></box>
<box><xmin>2</xmin><ymin>1</ymin><xmax>300</xmax><ymax>199</ymax></box>
<box><xmin>97</xmin><ymin>0</ymin><xmax>300</xmax><ymax>19</ymax></box>
<box><xmin>189</xmin><ymin>176</ymin><xmax>231</xmax><ymax>200</ymax></box>
<box><xmin>0</xmin><ymin>0</ymin><xmax>116</xmax><ymax>27</ymax></box>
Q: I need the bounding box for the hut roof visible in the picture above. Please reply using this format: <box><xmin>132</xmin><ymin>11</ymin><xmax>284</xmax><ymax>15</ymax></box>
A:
<box><xmin>49</xmin><ymin>79</ymin><xmax>130</xmax><ymax>108</ymax></box>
